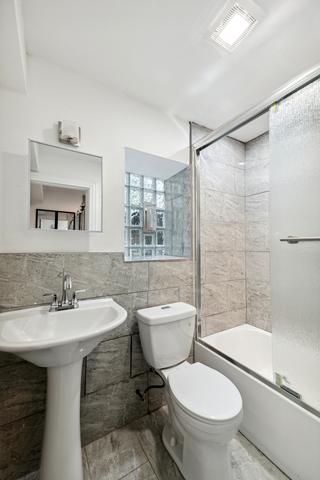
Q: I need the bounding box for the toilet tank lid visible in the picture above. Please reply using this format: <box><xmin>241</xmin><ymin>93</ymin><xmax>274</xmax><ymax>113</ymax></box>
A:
<box><xmin>137</xmin><ymin>302</ymin><xmax>196</xmax><ymax>325</ymax></box>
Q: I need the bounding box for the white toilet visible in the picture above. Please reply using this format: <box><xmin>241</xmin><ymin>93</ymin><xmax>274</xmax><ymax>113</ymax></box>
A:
<box><xmin>137</xmin><ymin>302</ymin><xmax>243</xmax><ymax>480</ymax></box>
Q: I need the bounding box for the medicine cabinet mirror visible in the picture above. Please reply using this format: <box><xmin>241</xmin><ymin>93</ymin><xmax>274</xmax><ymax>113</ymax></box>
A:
<box><xmin>29</xmin><ymin>140</ymin><xmax>102</xmax><ymax>232</ymax></box>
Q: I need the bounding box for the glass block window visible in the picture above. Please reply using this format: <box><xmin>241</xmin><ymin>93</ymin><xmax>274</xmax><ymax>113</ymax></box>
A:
<box><xmin>125</xmin><ymin>172</ymin><xmax>166</xmax><ymax>260</ymax></box>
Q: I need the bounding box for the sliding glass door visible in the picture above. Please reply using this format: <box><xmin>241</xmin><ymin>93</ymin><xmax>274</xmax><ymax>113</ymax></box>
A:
<box><xmin>270</xmin><ymin>78</ymin><xmax>320</xmax><ymax>411</ymax></box>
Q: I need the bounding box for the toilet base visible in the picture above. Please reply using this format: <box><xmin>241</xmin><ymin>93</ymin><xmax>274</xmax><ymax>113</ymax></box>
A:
<box><xmin>162</xmin><ymin>420</ymin><xmax>233</xmax><ymax>480</ymax></box>
<box><xmin>162</xmin><ymin>423</ymin><xmax>184</xmax><ymax>474</ymax></box>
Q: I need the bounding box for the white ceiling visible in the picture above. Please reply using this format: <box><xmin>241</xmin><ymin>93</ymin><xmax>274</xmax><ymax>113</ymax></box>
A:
<box><xmin>230</xmin><ymin>112</ymin><xmax>269</xmax><ymax>142</ymax></box>
<box><xmin>22</xmin><ymin>0</ymin><xmax>320</xmax><ymax>135</ymax></box>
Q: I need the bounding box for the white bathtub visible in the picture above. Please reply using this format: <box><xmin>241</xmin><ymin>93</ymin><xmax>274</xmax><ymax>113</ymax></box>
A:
<box><xmin>195</xmin><ymin>324</ymin><xmax>320</xmax><ymax>480</ymax></box>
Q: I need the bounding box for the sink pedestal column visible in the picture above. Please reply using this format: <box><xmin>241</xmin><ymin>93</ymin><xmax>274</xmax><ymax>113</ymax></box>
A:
<box><xmin>40</xmin><ymin>359</ymin><xmax>83</xmax><ymax>480</ymax></box>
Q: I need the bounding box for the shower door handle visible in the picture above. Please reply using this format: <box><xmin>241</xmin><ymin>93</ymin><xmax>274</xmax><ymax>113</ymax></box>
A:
<box><xmin>280</xmin><ymin>236</ymin><xmax>320</xmax><ymax>244</ymax></box>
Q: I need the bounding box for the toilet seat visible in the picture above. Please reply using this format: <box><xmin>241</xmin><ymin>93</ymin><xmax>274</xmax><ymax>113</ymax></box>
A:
<box><xmin>168</xmin><ymin>362</ymin><xmax>242</xmax><ymax>424</ymax></box>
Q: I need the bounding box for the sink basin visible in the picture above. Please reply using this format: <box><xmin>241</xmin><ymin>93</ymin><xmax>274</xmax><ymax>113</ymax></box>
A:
<box><xmin>0</xmin><ymin>297</ymin><xmax>127</xmax><ymax>367</ymax></box>
<box><xmin>0</xmin><ymin>297</ymin><xmax>127</xmax><ymax>480</ymax></box>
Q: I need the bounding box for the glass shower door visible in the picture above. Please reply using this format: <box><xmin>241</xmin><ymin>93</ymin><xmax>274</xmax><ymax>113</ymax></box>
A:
<box><xmin>270</xmin><ymin>78</ymin><xmax>320</xmax><ymax>411</ymax></box>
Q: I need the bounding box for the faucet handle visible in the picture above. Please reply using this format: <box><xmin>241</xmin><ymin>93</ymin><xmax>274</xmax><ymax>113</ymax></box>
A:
<box><xmin>43</xmin><ymin>292</ymin><xmax>57</xmax><ymax>300</ymax></box>
<box><xmin>43</xmin><ymin>293</ymin><xmax>58</xmax><ymax>310</ymax></box>
<box><xmin>72</xmin><ymin>289</ymin><xmax>86</xmax><ymax>308</ymax></box>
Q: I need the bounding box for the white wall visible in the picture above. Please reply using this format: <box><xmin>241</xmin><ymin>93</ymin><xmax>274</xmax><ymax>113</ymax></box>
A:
<box><xmin>0</xmin><ymin>56</ymin><xmax>189</xmax><ymax>252</ymax></box>
<box><xmin>0</xmin><ymin>0</ymin><xmax>27</xmax><ymax>93</ymax></box>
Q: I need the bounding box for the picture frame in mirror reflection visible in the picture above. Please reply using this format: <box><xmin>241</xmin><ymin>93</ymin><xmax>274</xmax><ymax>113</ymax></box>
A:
<box><xmin>28</xmin><ymin>140</ymin><xmax>103</xmax><ymax>232</ymax></box>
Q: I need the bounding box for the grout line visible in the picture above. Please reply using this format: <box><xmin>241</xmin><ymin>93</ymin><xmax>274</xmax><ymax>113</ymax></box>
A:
<box><xmin>83</xmin><ymin>448</ymin><xmax>93</xmax><ymax>480</ymax></box>
<box><xmin>132</xmin><ymin>422</ymin><xmax>156</xmax><ymax>472</ymax></box>
<box><xmin>129</xmin><ymin>334</ymin><xmax>133</xmax><ymax>378</ymax></box>
<box><xmin>117</xmin><ymin>460</ymin><xmax>150</xmax><ymax>480</ymax></box>
<box><xmin>84</xmin><ymin>370</ymin><xmax>147</xmax><ymax>397</ymax></box>
<box><xmin>147</xmin><ymin>461</ymin><xmax>161</xmax><ymax>480</ymax></box>
<box><xmin>0</xmin><ymin>408</ymin><xmax>46</xmax><ymax>428</ymax></box>
<box><xmin>246</xmin><ymin>190</ymin><xmax>270</xmax><ymax>197</ymax></box>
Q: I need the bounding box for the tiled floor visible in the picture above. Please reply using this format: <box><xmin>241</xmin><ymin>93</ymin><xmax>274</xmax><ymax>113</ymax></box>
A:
<box><xmin>23</xmin><ymin>407</ymin><xmax>289</xmax><ymax>480</ymax></box>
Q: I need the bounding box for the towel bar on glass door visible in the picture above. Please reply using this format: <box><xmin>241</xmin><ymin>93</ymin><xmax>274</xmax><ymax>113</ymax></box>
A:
<box><xmin>280</xmin><ymin>236</ymin><xmax>320</xmax><ymax>244</ymax></box>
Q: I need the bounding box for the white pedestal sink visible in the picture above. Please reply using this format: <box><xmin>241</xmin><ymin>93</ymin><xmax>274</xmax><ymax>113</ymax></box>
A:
<box><xmin>0</xmin><ymin>297</ymin><xmax>127</xmax><ymax>480</ymax></box>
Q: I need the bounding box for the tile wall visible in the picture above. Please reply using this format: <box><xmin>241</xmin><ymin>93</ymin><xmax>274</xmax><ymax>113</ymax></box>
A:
<box><xmin>199</xmin><ymin>132</ymin><xmax>271</xmax><ymax>336</ymax></box>
<box><xmin>245</xmin><ymin>133</ymin><xmax>271</xmax><ymax>332</ymax></box>
<box><xmin>199</xmin><ymin>137</ymin><xmax>246</xmax><ymax>335</ymax></box>
<box><xmin>0</xmin><ymin>253</ymin><xmax>193</xmax><ymax>480</ymax></box>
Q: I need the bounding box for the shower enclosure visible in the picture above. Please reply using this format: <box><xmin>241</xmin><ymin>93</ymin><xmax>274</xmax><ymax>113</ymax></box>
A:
<box><xmin>193</xmin><ymin>68</ymin><xmax>320</xmax><ymax>480</ymax></box>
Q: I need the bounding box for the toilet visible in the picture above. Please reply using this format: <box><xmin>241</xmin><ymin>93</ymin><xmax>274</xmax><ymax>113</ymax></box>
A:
<box><xmin>137</xmin><ymin>302</ymin><xmax>243</xmax><ymax>480</ymax></box>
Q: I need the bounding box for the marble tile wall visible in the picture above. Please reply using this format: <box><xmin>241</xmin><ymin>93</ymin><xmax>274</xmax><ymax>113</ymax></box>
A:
<box><xmin>199</xmin><ymin>132</ymin><xmax>271</xmax><ymax>336</ymax></box>
<box><xmin>199</xmin><ymin>137</ymin><xmax>247</xmax><ymax>335</ymax></box>
<box><xmin>0</xmin><ymin>253</ymin><xmax>194</xmax><ymax>480</ymax></box>
<box><xmin>245</xmin><ymin>133</ymin><xmax>272</xmax><ymax>332</ymax></box>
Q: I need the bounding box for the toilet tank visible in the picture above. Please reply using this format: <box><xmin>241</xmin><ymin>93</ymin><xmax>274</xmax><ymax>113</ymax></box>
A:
<box><xmin>137</xmin><ymin>302</ymin><xmax>196</xmax><ymax>369</ymax></box>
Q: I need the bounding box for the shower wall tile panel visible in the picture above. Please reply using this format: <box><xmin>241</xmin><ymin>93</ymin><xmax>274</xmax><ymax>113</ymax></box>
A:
<box><xmin>200</xmin><ymin>137</ymin><xmax>246</xmax><ymax>170</ymax></box>
<box><xmin>246</xmin><ymin>252</ymin><xmax>270</xmax><ymax>283</ymax></box>
<box><xmin>203</xmin><ymin>190</ymin><xmax>245</xmax><ymax>224</ymax></box>
<box><xmin>245</xmin><ymin>162</ymin><xmax>269</xmax><ymax>196</ymax></box>
<box><xmin>199</xmin><ymin>137</ymin><xmax>246</xmax><ymax>335</ymax></box>
<box><xmin>245</xmin><ymin>133</ymin><xmax>269</xmax><ymax>169</ymax></box>
<box><xmin>205</xmin><ymin>308</ymin><xmax>246</xmax><ymax>335</ymax></box>
<box><xmin>200</xmin><ymin>133</ymin><xmax>271</xmax><ymax>336</ymax></box>
<box><xmin>246</xmin><ymin>280</ymin><xmax>271</xmax><ymax>331</ymax></box>
<box><xmin>201</xmin><ymin>222</ymin><xmax>245</xmax><ymax>252</ymax></box>
<box><xmin>0</xmin><ymin>252</ymin><xmax>194</xmax><ymax>480</ymax></box>
<box><xmin>246</xmin><ymin>221</ymin><xmax>270</xmax><ymax>252</ymax></box>
<box><xmin>245</xmin><ymin>192</ymin><xmax>269</xmax><ymax>223</ymax></box>
<box><xmin>245</xmin><ymin>133</ymin><xmax>271</xmax><ymax>332</ymax></box>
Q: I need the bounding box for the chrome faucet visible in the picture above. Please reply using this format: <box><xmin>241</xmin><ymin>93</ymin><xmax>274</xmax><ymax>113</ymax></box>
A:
<box><xmin>43</xmin><ymin>271</ymin><xmax>86</xmax><ymax>312</ymax></box>
<box><xmin>61</xmin><ymin>272</ymin><xmax>73</xmax><ymax>307</ymax></box>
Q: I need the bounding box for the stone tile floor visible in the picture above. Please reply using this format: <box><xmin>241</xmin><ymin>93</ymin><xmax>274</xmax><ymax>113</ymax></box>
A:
<box><xmin>23</xmin><ymin>407</ymin><xmax>289</xmax><ymax>480</ymax></box>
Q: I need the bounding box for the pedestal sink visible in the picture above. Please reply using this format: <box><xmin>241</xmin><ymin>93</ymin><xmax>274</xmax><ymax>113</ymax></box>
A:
<box><xmin>0</xmin><ymin>297</ymin><xmax>127</xmax><ymax>480</ymax></box>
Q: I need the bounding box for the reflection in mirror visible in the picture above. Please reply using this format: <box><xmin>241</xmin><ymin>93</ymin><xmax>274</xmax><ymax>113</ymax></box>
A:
<box><xmin>124</xmin><ymin>147</ymin><xmax>191</xmax><ymax>261</ymax></box>
<box><xmin>29</xmin><ymin>141</ymin><xmax>102</xmax><ymax>231</ymax></box>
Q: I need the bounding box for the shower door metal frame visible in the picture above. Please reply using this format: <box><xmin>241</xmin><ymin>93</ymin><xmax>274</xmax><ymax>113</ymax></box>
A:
<box><xmin>191</xmin><ymin>63</ymin><xmax>320</xmax><ymax>419</ymax></box>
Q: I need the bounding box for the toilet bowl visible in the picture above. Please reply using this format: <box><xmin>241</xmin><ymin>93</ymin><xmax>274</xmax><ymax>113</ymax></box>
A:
<box><xmin>137</xmin><ymin>303</ymin><xmax>243</xmax><ymax>480</ymax></box>
<box><xmin>161</xmin><ymin>361</ymin><xmax>243</xmax><ymax>480</ymax></box>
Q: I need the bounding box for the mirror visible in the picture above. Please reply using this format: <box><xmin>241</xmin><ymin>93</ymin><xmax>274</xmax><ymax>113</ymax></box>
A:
<box><xmin>29</xmin><ymin>141</ymin><xmax>102</xmax><ymax>232</ymax></box>
<box><xmin>124</xmin><ymin>147</ymin><xmax>191</xmax><ymax>261</ymax></box>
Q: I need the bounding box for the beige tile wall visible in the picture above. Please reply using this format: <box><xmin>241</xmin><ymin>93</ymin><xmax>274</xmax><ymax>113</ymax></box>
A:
<box><xmin>199</xmin><ymin>137</ymin><xmax>246</xmax><ymax>335</ymax></box>
<box><xmin>199</xmin><ymin>132</ymin><xmax>271</xmax><ymax>336</ymax></box>
<box><xmin>245</xmin><ymin>133</ymin><xmax>271</xmax><ymax>332</ymax></box>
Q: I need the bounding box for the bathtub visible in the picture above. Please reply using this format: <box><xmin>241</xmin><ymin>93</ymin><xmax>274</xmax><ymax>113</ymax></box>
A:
<box><xmin>195</xmin><ymin>324</ymin><xmax>320</xmax><ymax>480</ymax></box>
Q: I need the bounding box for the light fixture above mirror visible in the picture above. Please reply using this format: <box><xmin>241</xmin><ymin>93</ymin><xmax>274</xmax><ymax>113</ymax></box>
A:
<box><xmin>58</xmin><ymin>120</ymin><xmax>81</xmax><ymax>147</ymax></box>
